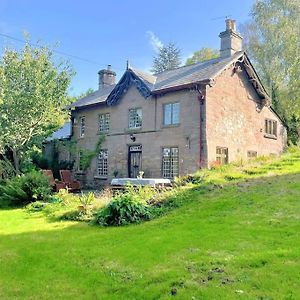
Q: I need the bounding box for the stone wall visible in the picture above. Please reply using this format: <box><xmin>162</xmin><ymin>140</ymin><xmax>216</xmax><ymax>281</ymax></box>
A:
<box><xmin>205</xmin><ymin>65</ymin><xmax>287</xmax><ymax>166</ymax></box>
<box><xmin>72</xmin><ymin>86</ymin><xmax>202</xmax><ymax>185</ymax></box>
<box><xmin>69</xmin><ymin>64</ymin><xmax>287</xmax><ymax>186</ymax></box>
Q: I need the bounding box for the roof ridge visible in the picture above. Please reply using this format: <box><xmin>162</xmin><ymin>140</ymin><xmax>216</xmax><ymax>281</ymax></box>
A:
<box><xmin>153</xmin><ymin>51</ymin><xmax>245</xmax><ymax>76</ymax></box>
<box><xmin>153</xmin><ymin>56</ymin><xmax>221</xmax><ymax>76</ymax></box>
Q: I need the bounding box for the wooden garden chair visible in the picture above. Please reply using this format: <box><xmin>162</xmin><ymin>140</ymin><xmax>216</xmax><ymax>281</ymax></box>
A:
<box><xmin>42</xmin><ymin>169</ymin><xmax>66</xmax><ymax>192</ymax></box>
<box><xmin>59</xmin><ymin>170</ymin><xmax>81</xmax><ymax>192</ymax></box>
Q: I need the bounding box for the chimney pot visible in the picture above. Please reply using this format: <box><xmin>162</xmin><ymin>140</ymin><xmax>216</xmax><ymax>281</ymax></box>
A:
<box><xmin>226</xmin><ymin>19</ymin><xmax>236</xmax><ymax>31</ymax></box>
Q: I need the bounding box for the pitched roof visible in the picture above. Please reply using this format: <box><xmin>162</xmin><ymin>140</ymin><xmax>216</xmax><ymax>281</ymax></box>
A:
<box><xmin>68</xmin><ymin>84</ymin><xmax>115</xmax><ymax>109</ymax></box>
<box><xmin>69</xmin><ymin>51</ymin><xmax>269</xmax><ymax>109</ymax></box>
<box><xmin>46</xmin><ymin>121</ymin><xmax>71</xmax><ymax>141</ymax></box>
<box><xmin>151</xmin><ymin>51</ymin><xmax>244</xmax><ymax>92</ymax></box>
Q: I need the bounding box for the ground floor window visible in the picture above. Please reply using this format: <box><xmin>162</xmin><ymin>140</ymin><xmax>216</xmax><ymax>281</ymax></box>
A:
<box><xmin>216</xmin><ymin>147</ymin><xmax>228</xmax><ymax>165</ymax></box>
<box><xmin>162</xmin><ymin>147</ymin><xmax>179</xmax><ymax>178</ymax></box>
<box><xmin>247</xmin><ymin>150</ymin><xmax>257</xmax><ymax>159</ymax></box>
<box><xmin>78</xmin><ymin>151</ymin><xmax>84</xmax><ymax>171</ymax></box>
<box><xmin>97</xmin><ymin>149</ymin><xmax>108</xmax><ymax>176</ymax></box>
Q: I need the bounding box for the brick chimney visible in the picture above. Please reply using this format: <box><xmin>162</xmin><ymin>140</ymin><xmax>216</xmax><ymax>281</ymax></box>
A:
<box><xmin>98</xmin><ymin>65</ymin><xmax>116</xmax><ymax>89</ymax></box>
<box><xmin>219</xmin><ymin>19</ymin><xmax>243</xmax><ymax>58</ymax></box>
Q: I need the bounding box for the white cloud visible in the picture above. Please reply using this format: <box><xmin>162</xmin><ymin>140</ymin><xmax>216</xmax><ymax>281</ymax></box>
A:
<box><xmin>146</xmin><ymin>30</ymin><xmax>163</xmax><ymax>52</ymax></box>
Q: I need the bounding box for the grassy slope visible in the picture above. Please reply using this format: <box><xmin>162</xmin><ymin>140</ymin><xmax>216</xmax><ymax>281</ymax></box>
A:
<box><xmin>0</xmin><ymin>152</ymin><xmax>300</xmax><ymax>300</ymax></box>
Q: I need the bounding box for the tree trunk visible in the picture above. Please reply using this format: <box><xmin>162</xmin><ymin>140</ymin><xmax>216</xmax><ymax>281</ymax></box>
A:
<box><xmin>12</xmin><ymin>148</ymin><xmax>20</xmax><ymax>175</ymax></box>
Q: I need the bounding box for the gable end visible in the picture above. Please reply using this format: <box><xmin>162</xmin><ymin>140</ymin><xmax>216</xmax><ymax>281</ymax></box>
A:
<box><xmin>106</xmin><ymin>70</ymin><xmax>152</xmax><ymax>106</ymax></box>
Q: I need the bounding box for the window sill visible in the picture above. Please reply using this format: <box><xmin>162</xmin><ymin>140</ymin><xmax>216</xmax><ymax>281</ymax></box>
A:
<box><xmin>264</xmin><ymin>134</ymin><xmax>277</xmax><ymax>140</ymax></box>
<box><xmin>125</xmin><ymin>127</ymin><xmax>142</xmax><ymax>133</ymax></box>
<box><xmin>162</xmin><ymin>123</ymin><xmax>180</xmax><ymax>128</ymax></box>
<box><xmin>97</xmin><ymin>131</ymin><xmax>109</xmax><ymax>135</ymax></box>
<box><xmin>94</xmin><ymin>176</ymin><xmax>108</xmax><ymax>180</ymax></box>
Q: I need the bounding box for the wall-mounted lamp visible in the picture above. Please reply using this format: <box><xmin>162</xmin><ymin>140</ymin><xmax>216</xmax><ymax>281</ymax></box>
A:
<box><xmin>130</xmin><ymin>134</ymin><xmax>136</xmax><ymax>142</ymax></box>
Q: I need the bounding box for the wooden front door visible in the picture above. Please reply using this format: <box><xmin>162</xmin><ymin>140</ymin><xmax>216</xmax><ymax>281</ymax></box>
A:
<box><xmin>128</xmin><ymin>145</ymin><xmax>142</xmax><ymax>178</ymax></box>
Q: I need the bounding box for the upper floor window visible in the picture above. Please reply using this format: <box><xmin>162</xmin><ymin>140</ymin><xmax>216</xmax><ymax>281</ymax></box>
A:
<box><xmin>162</xmin><ymin>147</ymin><xmax>179</xmax><ymax>178</ymax></box>
<box><xmin>216</xmin><ymin>147</ymin><xmax>228</xmax><ymax>165</ymax></box>
<box><xmin>79</xmin><ymin>116</ymin><xmax>85</xmax><ymax>137</ymax></box>
<box><xmin>99</xmin><ymin>113</ymin><xmax>110</xmax><ymax>132</ymax></box>
<box><xmin>163</xmin><ymin>102</ymin><xmax>180</xmax><ymax>125</ymax></box>
<box><xmin>129</xmin><ymin>108</ymin><xmax>142</xmax><ymax>129</ymax></box>
<box><xmin>97</xmin><ymin>149</ymin><xmax>108</xmax><ymax>177</ymax></box>
<box><xmin>265</xmin><ymin>119</ymin><xmax>277</xmax><ymax>137</ymax></box>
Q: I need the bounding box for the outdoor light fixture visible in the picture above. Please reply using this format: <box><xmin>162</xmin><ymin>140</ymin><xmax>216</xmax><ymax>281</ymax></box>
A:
<box><xmin>130</xmin><ymin>134</ymin><xmax>136</xmax><ymax>142</ymax></box>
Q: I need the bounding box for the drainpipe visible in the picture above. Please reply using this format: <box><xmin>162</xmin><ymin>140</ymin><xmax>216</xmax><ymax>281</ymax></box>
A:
<box><xmin>196</xmin><ymin>85</ymin><xmax>205</xmax><ymax>168</ymax></box>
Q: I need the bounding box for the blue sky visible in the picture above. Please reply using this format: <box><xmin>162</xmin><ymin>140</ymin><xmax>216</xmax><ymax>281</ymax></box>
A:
<box><xmin>0</xmin><ymin>0</ymin><xmax>254</xmax><ymax>96</ymax></box>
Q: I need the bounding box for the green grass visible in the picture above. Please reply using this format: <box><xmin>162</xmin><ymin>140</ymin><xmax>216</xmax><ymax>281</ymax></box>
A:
<box><xmin>1</xmin><ymin>152</ymin><xmax>300</xmax><ymax>299</ymax></box>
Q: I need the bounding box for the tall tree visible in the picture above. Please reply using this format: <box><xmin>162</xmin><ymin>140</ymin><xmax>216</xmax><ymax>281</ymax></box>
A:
<box><xmin>241</xmin><ymin>0</ymin><xmax>300</xmax><ymax>139</ymax></box>
<box><xmin>151</xmin><ymin>43</ymin><xmax>182</xmax><ymax>73</ymax></box>
<box><xmin>185</xmin><ymin>47</ymin><xmax>219</xmax><ymax>65</ymax></box>
<box><xmin>0</xmin><ymin>41</ymin><xmax>74</xmax><ymax>174</ymax></box>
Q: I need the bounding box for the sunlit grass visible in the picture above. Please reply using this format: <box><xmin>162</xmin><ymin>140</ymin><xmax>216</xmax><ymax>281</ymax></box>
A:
<box><xmin>0</xmin><ymin>150</ymin><xmax>300</xmax><ymax>299</ymax></box>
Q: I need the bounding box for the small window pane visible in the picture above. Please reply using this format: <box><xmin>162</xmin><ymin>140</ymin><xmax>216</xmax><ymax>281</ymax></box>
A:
<box><xmin>273</xmin><ymin>121</ymin><xmax>277</xmax><ymax>136</ymax></box>
<box><xmin>164</xmin><ymin>104</ymin><xmax>172</xmax><ymax>125</ymax></box>
<box><xmin>264</xmin><ymin>119</ymin><xmax>277</xmax><ymax>136</ymax></box>
<box><xmin>97</xmin><ymin>149</ymin><xmax>108</xmax><ymax>176</ymax></box>
<box><xmin>163</xmin><ymin>103</ymin><xmax>180</xmax><ymax>125</ymax></box>
<box><xmin>172</xmin><ymin>103</ymin><xmax>180</xmax><ymax>124</ymax></box>
<box><xmin>162</xmin><ymin>147</ymin><xmax>179</xmax><ymax>178</ymax></box>
<box><xmin>129</xmin><ymin>108</ymin><xmax>142</xmax><ymax>129</ymax></box>
<box><xmin>99</xmin><ymin>113</ymin><xmax>110</xmax><ymax>132</ymax></box>
<box><xmin>80</xmin><ymin>117</ymin><xmax>85</xmax><ymax>137</ymax></box>
<box><xmin>78</xmin><ymin>151</ymin><xmax>84</xmax><ymax>171</ymax></box>
<box><xmin>216</xmin><ymin>147</ymin><xmax>228</xmax><ymax>165</ymax></box>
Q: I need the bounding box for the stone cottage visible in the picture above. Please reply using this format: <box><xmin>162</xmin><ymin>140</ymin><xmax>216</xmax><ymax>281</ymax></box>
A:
<box><xmin>47</xmin><ymin>19</ymin><xmax>287</xmax><ymax>186</ymax></box>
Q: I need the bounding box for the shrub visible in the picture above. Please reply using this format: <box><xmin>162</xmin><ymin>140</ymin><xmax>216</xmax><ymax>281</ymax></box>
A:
<box><xmin>26</xmin><ymin>201</ymin><xmax>48</xmax><ymax>212</ymax></box>
<box><xmin>0</xmin><ymin>170</ymin><xmax>52</xmax><ymax>206</ymax></box>
<box><xmin>94</xmin><ymin>190</ymin><xmax>150</xmax><ymax>226</ymax></box>
<box><xmin>79</xmin><ymin>192</ymin><xmax>95</xmax><ymax>211</ymax></box>
<box><xmin>174</xmin><ymin>173</ymin><xmax>205</xmax><ymax>186</ymax></box>
<box><xmin>53</xmin><ymin>188</ymin><xmax>78</xmax><ymax>204</ymax></box>
<box><xmin>60</xmin><ymin>209</ymin><xmax>94</xmax><ymax>222</ymax></box>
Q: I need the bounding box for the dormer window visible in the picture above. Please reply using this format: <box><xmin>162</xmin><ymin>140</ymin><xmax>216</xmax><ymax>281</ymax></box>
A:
<box><xmin>129</xmin><ymin>108</ymin><xmax>142</xmax><ymax>129</ymax></box>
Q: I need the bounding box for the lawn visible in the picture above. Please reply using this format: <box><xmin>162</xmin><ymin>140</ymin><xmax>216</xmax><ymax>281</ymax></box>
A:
<box><xmin>0</xmin><ymin>152</ymin><xmax>300</xmax><ymax>299</ymax></box>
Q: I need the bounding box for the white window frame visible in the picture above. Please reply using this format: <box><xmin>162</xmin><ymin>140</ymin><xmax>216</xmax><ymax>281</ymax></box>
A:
<box><xmin>97</xmin><ymin>149</ymin><xmax>108</xmax><ymax>177</ymax></box>
<box><xmin>163</xmin><ymin>102</ymin><xmax>180</xmax><ymax>125</ymax></box>
<box><xmin>98</xmin><ymin>113</ymin><xmax>110</xmax><ymax>132</ymax></box>
<box><xmin>128</xmin><ymin>108</ymin><xmax>142</xmax><ymax>129</ymax></box>
<box><xmin>79</xmin><ymin>116</ymin><xmax>85</xmax><ymax>137</ymax></box>
<box><xmin>162</xmin><ymin>147</ymin><xmax>179</xmax><ymax>178</ymax></box>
